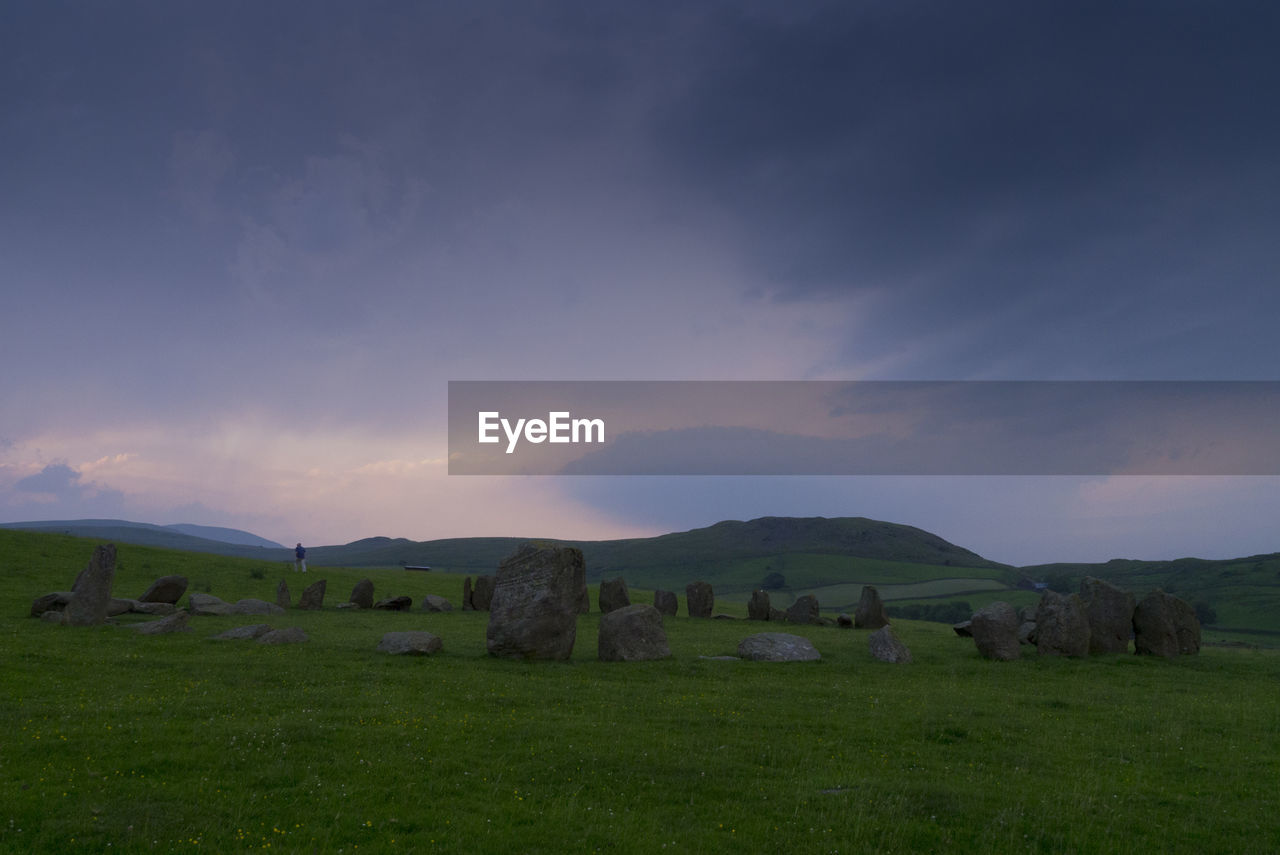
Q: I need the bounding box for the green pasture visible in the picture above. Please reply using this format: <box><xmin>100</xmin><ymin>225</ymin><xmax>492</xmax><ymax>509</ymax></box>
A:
<box><xmin>3</xmin><ymin>531</ymin><xmax>1280</xmax><ymax>853</ymax></box>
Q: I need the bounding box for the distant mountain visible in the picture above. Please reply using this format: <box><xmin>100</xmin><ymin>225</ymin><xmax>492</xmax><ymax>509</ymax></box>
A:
<box><xmin>164</xmin><ymin>523</ymin><xmax>284</xmax><ymax>549</ymax></box>
<box><xmin>0</xmin><ymin>519</ymin><xmax>289</xmax><ymax>557</ymax></box>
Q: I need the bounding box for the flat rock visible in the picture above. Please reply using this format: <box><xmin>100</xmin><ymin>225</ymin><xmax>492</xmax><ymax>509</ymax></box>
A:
<box><xmin>737</xmin><ymin>632</ymin><xmax>821</xmax><ymax>662</ymax></box>
<box><xmin>189</xmin><ymin>592</ymin><xmax>235</xmax><ymax>616</ymax></box>
<box><xmin>211</xmin><ymin>624</ymin><xmax>274</xmax><ymax>640</ymax></box>
<box><xmin>133</xmin><ymin>611</ymin><xmax>191</xmax><ymax>635</ymax></box>
<box><xmin>258</xmin><ymin>627</ymin><xmax>309</xmax><ymax>645</ymax></box>
<box><xmin>31</xmin><ymin>591</ymin><xmax>72</xmax><ymax>617</ymax></box>
<box><xmin>231</xmin><ymin>598</ymin><xmax>285</xmax><ymax>616</ymax></box>
<box><xmin>420</xmin><ymin>594</ymin><xmax>453</xmax><ymax>612</ymax></box>
<box><xmin>374</xmin><ymin>595</ymin><xmax>413</xmax><ymax>611</ymax></box>
<box><xmin>377</xmin><ymin>631</ymin><xmax>443</xmax><ymax>655</ymax></box>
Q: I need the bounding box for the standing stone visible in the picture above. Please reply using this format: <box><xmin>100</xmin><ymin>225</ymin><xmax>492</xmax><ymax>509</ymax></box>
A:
<box><xmin>66</xmin><ymin>544</ymin><xmax>116</xmax><ymax>626</ymax></box>
<box><xmin>1133</xmin><ymin>589</ymin><xmax>1201</xmax><ymax>657</ymax></box>
<box><xmin>297</xmin><ymin>579</ymin><xmax>327</xmax><ymax>610</ymax></box>
<box><xmin>868</xmin><ymin>626</ymin><xmax>913</xmax><ymax>663</ymax></box>
<box><xmin>748</xmin><ymin>590</ymin><xmax>772</xmax><ymax>621</ymax></box>
<box><xmin>139</xmin><ymin>575</ymin><xmax>188</xmax><ymax>604</ymax></box>
<box><xmin>970</xmin><ymin>602</ymin><xmax>1020</xmax><ymax>661</ymax></box>
<box><xmin>686</xmin><ymin>581</ymin><xmax>714</xmax><ymax>618</ymax></box>
<box><xmin>737</xmin><ymin>632</ymin><xmax>821</xmax><ymax>662</ymax></box>
<box><xmin>462</xmin><ymin>577</ymin><xmax>475</xmax><ymax>610</ymax></box>
<box><xmin>275</xmin><ymin>579</ymin><xmax>291</xmax><ymax>610</ymax></box>
<box><xmin>598</xmin><ymin>604</ymin><xmax>671</xmax><ymax>661</ymax></box>
<box><xmin>574</xmin><ymin>563</ymin><xmax>590</xmax><ymax>614</ymax></box>
<box><xmin>472</xmin><ymin>575</ymin><xmax>496</xmax><ymax>611</ymax></box>
<box><xmin>420</xmin><ymin>595</ymin><xmax>453</xmax><ymax>612</ymax></box>
<box><xmin>653</xmin><ymin>590</ymin><xmax>678</xmax><ymax>617</ymax></box>
<box><xmin>350</xmin><ymin>579</ymin><xmax>375</xmax><ymax>609</ymax></box>
<box><xmin>486</xmin><ymin>542</ymin><xmax>583</xmax><ymax>660</ymax></box>
<box><xmin>1080</xmin><ymin>576</ymin><xmax>1135</xmax><ymax>655</ymax></box>
<box><xmin>1035</xmin><ymin>591</ymin><xmax>1090</xmax><ymax>658</ymax></box>
<box><xmin>598</xmin><ymin>577</ymin><xmax>631</xmax><ymax>613</ymax></box>
<box><xmin>374</xmin><ymin>595</ymin><xmax>413</xmax><ymax>611</ymax></box>
<box><xmin>854</xmin><ymin>586</ymin><xmax>889</xmax><ymax>629</ymax></box>
<box><xmin>377</xmin><ymin>631</ymin><xmax>443</xmax><ymax>655</ymax></box>
<box><xmin>785</xmin><ymin>594</ymin><xmax>821</xmax><ymax>625</ymax></box>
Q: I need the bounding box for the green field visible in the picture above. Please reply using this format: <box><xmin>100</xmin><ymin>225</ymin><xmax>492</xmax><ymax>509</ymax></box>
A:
<box><xmin>4</xmin><ymin>530</ymin><xmax>1280</xmax><ymax>853</ymax></box>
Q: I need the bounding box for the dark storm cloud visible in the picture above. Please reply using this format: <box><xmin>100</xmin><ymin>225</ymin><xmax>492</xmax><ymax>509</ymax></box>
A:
<box><xmin>650</xmin><ymin>2</ymin><xmax>1280</xmax><ymax>375</ymax></box>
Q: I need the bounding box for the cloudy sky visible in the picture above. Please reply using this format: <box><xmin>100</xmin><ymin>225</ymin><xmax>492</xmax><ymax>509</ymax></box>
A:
<box><xmin>3</xmin><ymin>1</ymin><xmax>1278</xmax><ymax>565</ymax></box>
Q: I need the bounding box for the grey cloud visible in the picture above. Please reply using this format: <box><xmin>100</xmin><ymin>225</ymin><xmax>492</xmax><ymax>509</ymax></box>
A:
<box><xmin>16</xmin><ymin>463</ymin><xmax>84</xmax><ymax>496</ymax></box>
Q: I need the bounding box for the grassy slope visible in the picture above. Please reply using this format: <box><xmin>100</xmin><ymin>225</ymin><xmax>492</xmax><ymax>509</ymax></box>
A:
<box><xmin>3</xmin><ymin>530</ymin><xmax>1279</xmax><ymax>853</ymax></box>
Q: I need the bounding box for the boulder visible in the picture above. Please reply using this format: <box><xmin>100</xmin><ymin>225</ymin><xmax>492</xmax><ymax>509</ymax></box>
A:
<box><xmin>420</xmin><ymin>595</ymin><xmax>453</xmax><ymax>612</ymax></box>
<box><xmin>1080</xmin><ymin>576</ymin><xmax>1135</xmax><ymax>655</ymax></box>
<box><xmin>258</xmin><ymin>627</ymin><xmax>309</xmax><ymax>645</ymax></box>
<box><xmin>598</xmin><ymin>604</ymin><xmax>671</xmax><ymax>661</ymax></box>
<box><xmin>970</xmin><ymin>602</ymin><xmax>1020</xmax><ymax>661</ymax></box>
<box><xmin>685</xmin><ymin>581</ymin><xmax>714</xmax><ymax>618</ymax></box>
<box><xmin>486</xmin><ymin>542</ymin><xmax>583</xmax><ymax>660</ymax></box>
<box><xmin>653</xmin><ymin>590</ymin><xmax>678</xmax><ymax>617</ymax></box>
<box><xmin>374</xmin><ymin>596</ymin><xmax>413</xmax><ymax>611</ymax></box>
<box><xmin>130</xmin><ymin>600</ymin><xmax>175</xmax><ymax>616</ymax></box>
<box><xmin>462</xmin><ymin>576</ymin><xmax>475</xmax><ymax>611</ymax></box>
<box><xmin>854</xmin><ymin>586</ymin><xmax>889</xmax><ymax>629</ymax></box>
<box><xmin>350</xmin><ymin>579</ymin><xmax>375</xmax><ymax>609</ymax></box>
<box><xmin>231</xmin><ymin>598</ymin><xmax>284</xmax><ymax>616</ymax></box>
<box><xmin>598</xmin><ymin>577</ymin><xmax>631</xmax><ymax>613</ymax></box>
<box><xmin>275</xmin><ymin>579</ymin><xmax>291</xmax><ymax>610</ymax></box>
<box><xmin>785</xmin><ymin>594</ymin><xmax>821</xmax><ymax>625</ymax></box>
<box><xmin>747</xmin><ymin>590</ymin><xmax>772</xmax><ymax>621</ymax></box>
<box><xmin>472</xmin><ymin>575</ymin><xmax>496</xmax><ymax>611</ymax></box>
<box><xmin>138</xmin><ymin>575</ymin><xmax>188</xmax><ymax>604</ymax></box>
<box><xmin>1133</xmin><ymin>589</ymin><xmax>1201</xmax><ymax>657</ymax></box>
<box><xmin>952</xmin><ymin>620</ymin><xmax>973</xmax><ymax>637</ymax></box>
<box><xmin>1035</xmin><ymin>591</ymin><xmax>1090</xmax><ymax>658</ymax></box>
<box><xmin>297</xmin><ymin>579</ymin><xmax>327</xmax><ymax>610</ymax></box>
<box><xmin>189</xmin><ymin>592</ymin><xmax>235</xmax><ymax>617</ymax></box>
<box><xmin>836</xmin><ymin>612</ymin><xmax>853</xmax><ymax>628</ymax></box>
<box><xmin>30</xmin><ymin>592</ymin><xmax>72</xmax><ymax>617</ymax></box>
<box><xmin>133</xmin><ymin>611</ymin><xmax>191</xmax><ymax>635</ymax></box>
<box><xmin>66</xmin><ymin>544</ymin><xmax>116</xmax><ymax>626</ymax></box>
<box><xmin>868</xmin><ymin>626</ymin><xmax>913</xmax><ymax>663</ymax></box>
<box><xmin>737</xmin><ymin>632</ymin><xmax>821</xmax><ymax>662</ymax></box>
<box><xmin>377</xmin><ymin>631</ymin><xmax>443</xmax><ymax>655</ymax></box>
<box><xmin>211</xmin><ymin>624</ymin><xmax>274</xmax><ymax>640</ymax></box>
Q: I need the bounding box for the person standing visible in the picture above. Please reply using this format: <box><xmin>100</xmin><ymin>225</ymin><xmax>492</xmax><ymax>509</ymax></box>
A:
<box><xmin>295</xmin><ymin>542</ymin><xmax>307</xmax><ymax>573</ymax></box>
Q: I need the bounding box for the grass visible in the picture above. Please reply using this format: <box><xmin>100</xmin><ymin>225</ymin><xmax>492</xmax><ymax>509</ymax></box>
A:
<box><xmin>3</xmin><ymin>530</ymin><xmax>1280</xmax><ymax>853</ymax></box>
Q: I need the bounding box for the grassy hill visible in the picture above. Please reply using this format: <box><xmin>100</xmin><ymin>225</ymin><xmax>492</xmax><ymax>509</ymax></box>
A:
<box><xmin>3</xmin><ymin>528</ymin><xmax>1278</xmax><ymax>853</ymax></box>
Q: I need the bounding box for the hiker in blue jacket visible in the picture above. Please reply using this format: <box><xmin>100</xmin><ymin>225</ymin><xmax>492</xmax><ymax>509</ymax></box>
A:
<box><xmin>295</xmin><ymin>542</ymin><xmax>307</xmax><ymax>573</ymax></box>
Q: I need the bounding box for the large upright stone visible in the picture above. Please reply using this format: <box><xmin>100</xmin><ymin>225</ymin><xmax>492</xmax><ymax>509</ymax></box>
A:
<box><xmin>969</xmin><ymin>602</ymin><xmax>1020</xmax><ymax>661</ymax></box>
<box><xmin>1035</xmin><ymin>591</ymin><xmax>1090</xmax><ymax>658</ymax></box>
<box><xmin>748</xmin><ymin>590</ymin><xmax>772</xmax><ymax>621</ymax></box>
<box><xmin>598</xmin><ymin>577</ymin><xmax>631</xmax><ymax>613</ymax></box>
<box><xmin>350</xmin><ymin>579</ymin><xmax>375</xmax><ymax>609</ymax></box>
<box><xmin>462</xmin><ymin>577</ymin><xmax>475</xmax><ymax>610</ymax></box>
<box><xmin>1133</xmin><ymin>589</ymin><xmax>1201</xmax><ymax>657</ymax></box>
<box><xmin>854</xmin><ymin>586</ymin><xmax>889</xmax><ymax>629</ymax></box>
<box><xmin>486</xmin><ymin>543</ymin><xmax>583</xmax><ymax>660</ymax></box>
<box><xmin>598</xmin><ymin>604</ymin><xmax>671</xmax><ymax>661</ymax></box>
<box><xmin>297</xmin><ymin>579</ymin><xmax>327</xmax><ymax>610</ymax></box>
<box><xmin>275</xmin><ymin>579</ymin><xmax>291</xmax><ymax>610</ymax></box>
<box><xmin>66</xmin><ymin>544</ymin><xmax>116</xmax><ymax>626</ymax></box>
<box><xmin>139</xmin><ymin>575</ymin><xmax>188</xmax><ymax>604</ymax></box>
<box><xmin>737</xmin><ymin>632</ymin><xmax>821</xmax><ymax>662</ymax></box>
<box><xmin>653</xmin><ymin>590</ymin><xmax>678</xmax><ymax>617</ymax></box>
<box><xmin>868</xmin><ymin>626</ymin><xmax>913</xmax><ymax>663</ymax></box>
<box><xmin>785</xmin><ymin>594</ymin><xmax>821</xmax><ymax>625</ymax></box>
<box><xmin>472</xmin><ymin>575</ymin><xmax>496</xmax><ymax>611</ymax></box>
<box><xmin>1080</xmin><ymin>576</ymin><xmax>1135</xmax><ymax>655</ymax></box>
<box><xmin>686</xmin><ymin>581</ymin><xmax>713</xmax><ymax>618</ymax></box>
<box><xmin>575</xmin><ymin>564</ymin><xmax>590</xmax><ymax>614</ymax></box>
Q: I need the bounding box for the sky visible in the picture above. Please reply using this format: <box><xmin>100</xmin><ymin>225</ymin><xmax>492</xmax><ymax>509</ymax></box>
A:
<box><xmin>3</xmin><ymin>1</ymin><xmax>1279</xmax><ymax>566</ymax></box>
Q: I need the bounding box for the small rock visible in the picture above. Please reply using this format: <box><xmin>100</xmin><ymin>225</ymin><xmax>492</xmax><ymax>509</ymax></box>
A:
<box><xmin>737</xmin><ymin>632</ymin><xmax>821</xmax><ymax>662</ymax></box>
<box><xmin>420</xmin><ymin>595</ymin><xmax>453</xmax><ymax>612</ymax></box>
<box><xmin>373</xmin><ymin>596</ymin><xmax>413</xmax><ymax>611</ymax></box>
<box><xmin>868</xmin><ymin>626</ymin><xmax>912</xmax><ymax>663</ymax></box>
<box><xmin>598</xmin><ymin>604</ymin><xmax>671</xmax><ymax>661</ymax></box>
<box><xmin>258</xmin><ymin>627</ymin><xmax>309</xmax><ymax>645</ymax></box>
<box><xmin>133</xmin><ymin>612</ymin><xmax>191</xmax><ymax>635</ymax></box>
<box><xmin>377</xmin><ymin>631</ymin><xmax>443</xmax><ymax>655</ymax></box>
<box><xmin>212</xmin><ymin>624</ymin><xmax>274</xmax><ymax>640</ymax></box>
